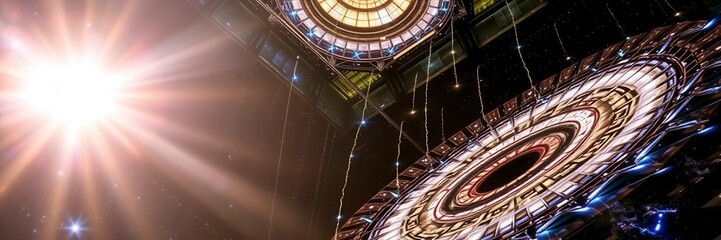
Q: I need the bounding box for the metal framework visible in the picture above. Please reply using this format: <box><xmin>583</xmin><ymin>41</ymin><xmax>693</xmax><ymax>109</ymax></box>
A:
<box><xmin>277</xmin><ymin>0</ymin><xmax>455</xmax><ymax>69</ymax></box>
<box><xmin>335</xmin><ymin>20</ymin><xmax>721</xmax><ymax>239</ymax></box>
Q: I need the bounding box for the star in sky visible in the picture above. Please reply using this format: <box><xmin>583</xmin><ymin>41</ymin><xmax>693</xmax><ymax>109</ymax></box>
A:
<box><xmin>65</xmin><ymin>218</ymin><xmax>86</xmax><ymax>237</ymax></box>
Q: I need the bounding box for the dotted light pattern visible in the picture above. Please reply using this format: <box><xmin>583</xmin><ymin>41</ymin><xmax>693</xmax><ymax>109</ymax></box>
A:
<box><xmin>281</xmin><ymin>0</ymin><xmax>453</xmax><ymax>62</ymax></box>
<box><xmin>335</xmin><ymin>21</ymin><xmax>721</xmax><ymax>239</ymax></box>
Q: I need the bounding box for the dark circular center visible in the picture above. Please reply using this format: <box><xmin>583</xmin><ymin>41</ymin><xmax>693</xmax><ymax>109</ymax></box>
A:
<box><xmin>475</xmin><ymin>151</ymin><xmax>542</xmax><ymax>193</ymax></box>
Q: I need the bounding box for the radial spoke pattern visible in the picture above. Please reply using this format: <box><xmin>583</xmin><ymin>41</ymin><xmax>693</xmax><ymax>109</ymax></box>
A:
<box><xmin>334</xmin><ymin>21</ymin><xmax>721</xmax><ymax>239</ymax></box>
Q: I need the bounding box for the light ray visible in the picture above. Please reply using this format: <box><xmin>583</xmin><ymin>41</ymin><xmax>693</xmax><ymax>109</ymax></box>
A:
<box><xmin>113</xmin><ymin>116</ymin><xmax>308</xmax><ymax>237</ymax></box>
<box><xmin>0</xmin><ymin>123</ymin><xmax>58</xmax><ymax>198</ymax></box>
<box><xmin>0</xmin><ymin>1</ymin><xmax>280</xmax><ymax>239</ymax></box>
<box><xmin>79</xmin><ymin>148</ymin><xmax>113</xmax><ymax>240</ymax></box>
<box><xmin>39</xmin><ymin>139</ymin><xmax>76</xmax><ymax>240</ymax></box>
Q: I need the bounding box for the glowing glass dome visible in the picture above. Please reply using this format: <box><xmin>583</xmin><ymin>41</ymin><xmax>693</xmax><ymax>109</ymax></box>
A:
<box><xmin>280</xmin><ymin>0</ymin><xmax>453</xmax><ymax>68</ymax></box>
<box><xmin>318</xmin><ymin>0</ymin><xmax>411</xmax><ymax>28</ymax></box>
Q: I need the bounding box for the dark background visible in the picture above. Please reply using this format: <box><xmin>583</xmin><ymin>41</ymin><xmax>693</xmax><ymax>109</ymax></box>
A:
<box><xmin>1</xmin><ymin>0</ymin><xmax>719</xmax><ymax>239</ymax></box>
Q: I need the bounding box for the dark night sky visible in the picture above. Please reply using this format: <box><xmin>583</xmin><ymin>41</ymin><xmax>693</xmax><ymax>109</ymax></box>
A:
<box><xmin>0</xmin><ymin>0</ymin><xmax>718</xmax><ymax>239</ymax></box>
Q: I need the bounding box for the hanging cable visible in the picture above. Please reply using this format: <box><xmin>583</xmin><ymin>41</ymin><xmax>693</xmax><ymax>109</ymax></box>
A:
<box><xmin>411</xmin><ymin>72</ymin><xmax>418</xmax><ymax>115</ymax></box>
<box><xmin>553</xmin><ymin>22</ymin><xmax>571</xmax><ymax>61</ymax></box>
<box><xmin>451</xmin><ymin>21</ymin><xmax>460</xmax><ymax>88</ymax></box>
<box><xmin>440</xmin><ymin>107</ymin><xmax>445</xmax><ymax>140</ymax></box>
<box><xmin>651</xmin><ymin>0</ymin><xmax>671</xmax><ymax>18</ymax></box>
<box><xmin>505</xmin><ymin>0</ymin><xmax>538</xmax><ymax>100</ymax></box>
<box><xmin>476</xmin><ymin>65</ymin><xmax>497</xmax><ymax>136</ymax></box>
<box><xmin>663</xmin><ymin>0</ymin><xmax>685</xmax><ymax>19</ymax></box>
<box><xmin>306</xmin><ymin>124</ymin><xmax>331</xmax><ymax>240</ymax></box>
<box><xmin>253</xmin><ymin>0</ymin><xmax>425</xmax><ymax>154</ymax></box>
<box><xmin>606</xmin><ymin>2</ymin><xmax>628</xmax><ymax>39</ymax></box>
<box><xmin>395</xmin><ymin>121</ymin><xmax>404</xmax><ymax>191</ymax></box>
<box><xmin>424</xmin><ymin>40</ymin><xmax>432</xmax><ymax>154</ymax></box>
<box><xmin>268</xmin><ymin>55</ymin><xmax>299</xmax><ymax>240</ymax></box>
<box><xmin>333</xmin><ymin>71</ymin><xmax>374</xmax><ymax>240</ymax></box>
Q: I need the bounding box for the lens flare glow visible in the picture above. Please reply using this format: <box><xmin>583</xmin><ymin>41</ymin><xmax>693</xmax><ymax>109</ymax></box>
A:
<box><xmin>0</xmin><ymin>0</ymin><xmax>308</xmax><ymax>239</ymax></box>
<box><xmin>18</xmin><ymin>59</ymin><xmax>121</xmax><ymax>127</ymax></box>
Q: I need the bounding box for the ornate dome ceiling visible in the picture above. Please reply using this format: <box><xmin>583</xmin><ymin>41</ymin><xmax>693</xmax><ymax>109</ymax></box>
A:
<box><xmin>280</xmin><ymin>0</ymin><xmax>454</xmax><ymax>68</ymax></box>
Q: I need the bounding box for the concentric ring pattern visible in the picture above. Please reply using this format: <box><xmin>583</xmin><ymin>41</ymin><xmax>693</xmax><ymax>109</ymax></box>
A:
<box><xmin>335</xmin><ymin>21</ymin><xmax>721</xmax><ymax>239</ymax></box>
<box><xmin>279</xmin><ymin>0</ymin><xmax>453</xmax><ymax>63</ymax></box>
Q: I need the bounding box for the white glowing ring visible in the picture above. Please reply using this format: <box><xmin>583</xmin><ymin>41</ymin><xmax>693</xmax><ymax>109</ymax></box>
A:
<box><xmin>433</xmin><ymin>109</ymin><xmax>596</xmax><ymax>222</ymax></box>
<box><xmin>369</xmin><ymin>59</ymin><xmax>679</xmax><ymax>239</ymax></box>
<box><xmin>453</xmin><ymin>133</ymin><xmax>563</xmax><ymax>205</ymax></box>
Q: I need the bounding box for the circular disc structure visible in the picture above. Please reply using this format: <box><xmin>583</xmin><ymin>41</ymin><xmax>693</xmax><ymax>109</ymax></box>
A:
<box><xmin>278</xmin><ymin>0</ymin><xmax>453</xmax><ymax>68</ymax></box>
<box><xmin>336</xmin><ymin>21</ymin><xmax>721</xmax><ymax>239</ymax></box>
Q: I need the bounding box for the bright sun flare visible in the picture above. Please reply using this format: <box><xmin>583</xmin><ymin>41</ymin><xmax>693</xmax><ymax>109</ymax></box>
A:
<box><xmin>20</xmin><ymin>60</ymin><xmax>120</xmax><ymax>127</ymax></box>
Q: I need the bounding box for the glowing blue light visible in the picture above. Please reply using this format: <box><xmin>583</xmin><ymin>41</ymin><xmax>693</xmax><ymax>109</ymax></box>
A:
<box><xmin>588</xmin><ymin>196</ymin><xmax>605</xmax><ymax>205</ymax></box>
<box><xmin>703</xmin><ymin>18</ymin><xmax>718</xmax><ymax>30</ymax></box>
<box><xmin>387</xmin><ymin>47</ymin><xmax>395</xmax><ymax>54</ymax></box>
<box><xmin>655</xmin><ymin>166</ymin><xmax>672</xmax><ymax>174</ymax></box>
<box><xmin>659</xmin><ymin>213</ymin><xmax>664</xmax><ymax>217</ymax></box>
<box><xmin>349</xmin><ymin>153</ymin><xmax>354</xmax><ymax>158</ymax></box>
<box><xmin>698</xmin><ymin>126</ymin><xmax>715</xmax><ymax>135</ymax></box>
<box><xmin>65</xmin><ymin>218</ymin><xmax>85</xmax><ymax>236</ymax></box>
<box><xmin>389</xmin><ymin>191</ymin><xmax>399</xmax><ymax>198</ymax></box>
<box><xmin>360</xmin><ymin>217</ymin><xmax>373</xmax><ymax>223</ymax></box>
<box><xmin>440</xmin><ymin>7</ymin><xmax>448</xmax><ymax>11</ymax></box>
<box><xmin>637</xmin><ymin>155</ymin><xmax>654</xmax><ymax>165</ymax></box>
<box><xmin>658</xmin><ymin>36</ymin><xmax>674</xmax><ymax>53</ymax></box>
<box><xmin>290</xmin><ymin>10</ymin><xmax>298</xmax><ymax>16</ymax></box>
<box><xmin>572</xmin><ymin>207</ymin><xmax>593</xmax><ymax>213</ymax></box>
<box><xmin>699</xmin><ymin>86</ymin><xmax>721</xmax><ymax>95</ymax></box>
<box><xmin>590</xmin><ymin>67</ymin><xmax>598</xmax><ymax>72</ymax></box>
<box><xmin>625</xmin><ymin>36</ymin><xmax>631</xmax><ymax>40</ymax></box>
<box><xmin>517</xmin><ymin>45</ymin><xmax>522</xmax><ymax>49</ymax></box>
<box><xmin>353</xmin><ymin>51</ymin><xmax>361</xmax><ymax>60</ymax></box>
<box><xmin>395</xmin><ymin>161</ymin><xmax>400</xmax><ymax>166</ymax></box>
<box><xmin>617</xmin><ymin>50</ymin><xmax>625</xmax><ymax>57</ymax></box>
<box><xmin>337</xmin><ymin>215</ymin><xmax>342</xmax><ymax>220</ymax></box>
<box><xmin>654</xmin><ymin>223</ymin><xmax>661</xmax><ymax>231</ymax></box>
<box><xmin>328</xmin><ymin>46</ymin><xmax>336</xmax><ymax>52</ymax></box>
<box><xmin>629</xmin><ymin>163</ymin><xmax>651</xmax><ymax>172</ymax></box>
<box><xmin>361</xmin><ymin>120</ymin><xmax>366</xmax><ymax>125</ymax></box>
<box><xmin>292</xmin><ymin>75</ymin><xmax>298</xmax><ymax>81</ymax></box>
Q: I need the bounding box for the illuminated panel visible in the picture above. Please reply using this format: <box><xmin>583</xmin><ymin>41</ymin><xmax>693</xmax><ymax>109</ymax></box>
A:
<box><xmin>335</xmin><ymin>21</ymin><xmax>721</xmax><ymax>240</ymax></box>
<box><xmin>473</xmin><ymin>0</ymin><xmax>497</xmax><ymax>15</ymax></box>
<box><xmin>332</xmin><ymin>71</ymin><xmax>382</xmax><ymax>100</ymax></box>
